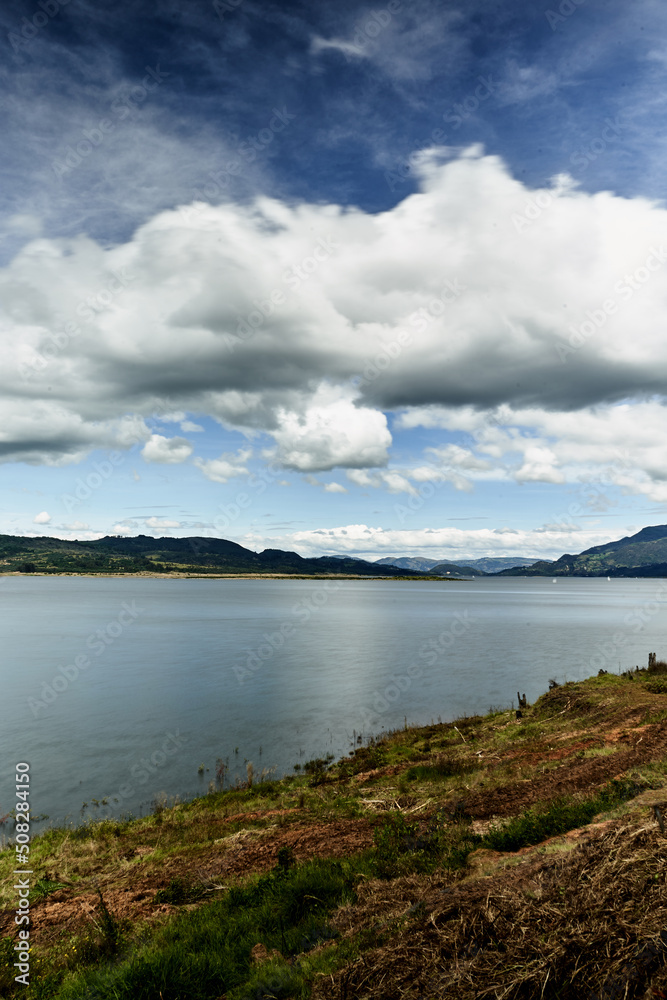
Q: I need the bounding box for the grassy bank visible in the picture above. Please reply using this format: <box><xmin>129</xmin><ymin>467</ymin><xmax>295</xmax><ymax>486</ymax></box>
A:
<box><xmin>3</xmin><ymin>666</ymin><xmax>667</xmax><ymax>998</ymax></box>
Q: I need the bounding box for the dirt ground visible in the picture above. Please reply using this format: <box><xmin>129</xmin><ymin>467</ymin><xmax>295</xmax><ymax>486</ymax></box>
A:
<box><xmin>3</xmin><ymin>677</ymin><xmax>667</xmax><ymax>994</ymax></box>
<box><xmin>0</xmin><ymin>818</ymin><xmax>374</xmax><ymax>945</ymax></box>
<box><xmin>461</xmin><ymin>722</ymin><xmax>667</xmax><ymax>819</ymax></box>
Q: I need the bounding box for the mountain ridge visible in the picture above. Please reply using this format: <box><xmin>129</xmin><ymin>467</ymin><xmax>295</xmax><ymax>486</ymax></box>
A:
<box><xmin>0</xmin><ymin>532</ymin><xmax>426</xmax><ymax>578</ymax></box>
<box><xmin>376</xmin><ymin>555</ymin><xmax>536</xmax><ymax>574</ymax></box>
<box><xmin>499</xmin><ymin>524</ymin><xmax>667</xmax><ymax>576</ymax></box>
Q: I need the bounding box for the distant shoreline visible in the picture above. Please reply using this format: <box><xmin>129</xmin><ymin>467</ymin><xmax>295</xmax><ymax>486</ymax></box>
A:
<box><xmin>0</xmin><ymin>571</ymin><xmax>462</xmax><ymax>581</ymax></box>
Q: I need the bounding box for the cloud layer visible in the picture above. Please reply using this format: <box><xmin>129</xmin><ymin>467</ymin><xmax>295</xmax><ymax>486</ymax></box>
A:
<box><xmin>2</xmin><ymin>148</ymin><xmax>667</xmax><ymax>499</ymax></box>
<box><xmin>241</xmin><ymin>522</ymin><xmax>619</xmax><ymax>563</ymax></box>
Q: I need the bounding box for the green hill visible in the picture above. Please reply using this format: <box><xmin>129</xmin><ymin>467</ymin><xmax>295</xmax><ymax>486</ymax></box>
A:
<box><xmin>0</xmin><ymin>533</ymin><xmax>424</xmax><ymax>578</ymax></box>
<box><xmin>500</xmin><ymin>524</ymin><xmax>667</xmax><ymax>576</ymax></box>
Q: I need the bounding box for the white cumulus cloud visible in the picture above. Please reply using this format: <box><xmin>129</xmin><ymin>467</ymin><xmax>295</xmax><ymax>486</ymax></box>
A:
<box><xmin>3</xmin><ymin>148</ymin><xmax>667</xmax><ymax>503</ymax></box>
<box><xmin>271</xmin><ymin>389</ymin><xmax>391</xmax><ymax>472</ymax></box>
<box><xmin>240</xmin><ymin>523</ymin><xmax>622</xmax><ymax>562</ymax></box>
<box><xmin>194</xmin><ymin>447</ymin><xmax>251</xmax><ymax>484</ymax></box>
<box><xmin>141</xmin><ymin>434</ymin><xmax>193</xmax><ymax>464</ymax></box>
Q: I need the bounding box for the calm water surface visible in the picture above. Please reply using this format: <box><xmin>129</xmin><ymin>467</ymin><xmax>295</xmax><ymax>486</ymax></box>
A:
<box><xmin>2</xmin><ymin>575</ymin><xmax>666</xmax><ymax>830</ymax></box>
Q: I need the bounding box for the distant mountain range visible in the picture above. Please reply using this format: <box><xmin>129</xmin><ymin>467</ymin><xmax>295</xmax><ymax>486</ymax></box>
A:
<box><xmin>9</xmin><ymin>526</ymin><xmax>666</xmax><ymax>578</ymax></box>
<box><xmin>0</xmin><ymin>533</ymin><xmax>423</xmax><ymax>578</ymax></box>
<box><xmin>375</xmin><ymin>556</ymin><xmax>441</xmax><ymax>572</ymax></box>
<box><xmin>499</xmin><ymin>525</ymin><xmax>667</xmax><ymax>577</ymax></box>
<box><xmin>376</xmin><ymin>556</ymin><xmax>536</xmax><ymax>575</ymax></box>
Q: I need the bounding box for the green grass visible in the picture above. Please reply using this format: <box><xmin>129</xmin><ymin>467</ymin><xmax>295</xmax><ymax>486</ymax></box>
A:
<box><xmin>42</xmin><ymin>779</ymin><xmax>647</xmax><ymax>999</ymax></box>
<box><xmin>5</xmin><ymin>671</ymin><xmax>665</xmax><ymax>1000</ymax></box>
<box><xmin>482</xmin><ymin>778</ymin><xmax>643</xmax><ymax>852</ymax></box>
<box><xmin>403</xmin><ymin>757</ymin><xmax>475</xmax><ymax>783</ymax></box>
<box><xmin>44</xmin><ymin>854</ymin><xmax>360</xmax><ymax>1000</ymax></box>
<box><xmin>22</xmin><ymin>811</ymin><xmax>483</xmax><ymax>1000</ymax></box>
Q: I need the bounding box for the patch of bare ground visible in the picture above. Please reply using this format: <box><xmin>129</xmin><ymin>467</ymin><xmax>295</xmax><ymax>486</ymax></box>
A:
<box><xmin>461</xmin><ymin>723</ymin><xmax>667</xmax><ymax>819</ymax></box>
<box><xmin>0</xmin><ymin>817</ymin><xmax>374</xmax><ymax>945</ymax></box>
<box><xmin>4</xmin><ymin>672</ymin><xmax>667</xmax><ymax>998</ymax></box>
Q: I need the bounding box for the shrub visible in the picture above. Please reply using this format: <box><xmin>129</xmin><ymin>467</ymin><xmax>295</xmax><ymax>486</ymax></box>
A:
<box><xmin>153</xmin><ymin>877</ymin><xmax>205</xmax><ymax>905</ymax></box>
<box><xmin>303</xmin><ymin>754</ymin><xmax>334</xmax><ymax>786</ymax></box>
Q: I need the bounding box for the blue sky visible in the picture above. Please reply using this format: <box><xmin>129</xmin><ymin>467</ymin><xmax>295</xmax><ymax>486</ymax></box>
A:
<box><xmin>2</xmin><ymin>0</ymin><xmax>667</xmax><ymax>562</ymax></box>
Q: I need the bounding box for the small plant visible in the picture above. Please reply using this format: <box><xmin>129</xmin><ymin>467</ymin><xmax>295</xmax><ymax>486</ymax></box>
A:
<box><xmin>94</xmin><ymin>889</ymin><xmax>122</xmax><ymax>955</ymax></box>
<box><xmin>303</xmin><ymin>754</ymin><xmax>335</xmax><ymax>786</ymax></box>
<box><xmin>373</xmin><ymin>812</ymin><xmax>421</xmax><ymax>878</ymax></box>
<box><xmin>197</xmin><ymin>762</ymin><xmax>205</xmax><ymax>775</ymax></box>
<box><xmin>153</xmin><ymin>877</ymin><xmax>205</xmax><ymax>905</ymax></box>
<box><xmin>31</xmin><ymin>877</ymin><xmax>69</xmax><ymax>900</ymax></box>
<box><xmin>275</xmin><ymin>846</ymin><xmax>296</xmax><ymax>875</ymax></box>
<box><xmin>215</xmin><ymin>757</ymin><xmax>227</xmax><ymax>790</ymax></box>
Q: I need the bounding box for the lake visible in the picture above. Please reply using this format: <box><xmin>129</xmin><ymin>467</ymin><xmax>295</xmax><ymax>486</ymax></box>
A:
<box><xmin>2</xmin><ymin>574</ymin><xmax>667</xmax><ymax>831</ymax></box>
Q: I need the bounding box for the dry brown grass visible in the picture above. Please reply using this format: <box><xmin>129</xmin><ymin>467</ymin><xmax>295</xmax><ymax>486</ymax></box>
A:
<box><xmin>4</xmin><ymin>670</ymin><xmax>667</xmax><ymax>997</ymax></box>
<box><xmin>313</xmin><ymin>817</ymin><xmax>667</xmax><ymax>999</ymax></box>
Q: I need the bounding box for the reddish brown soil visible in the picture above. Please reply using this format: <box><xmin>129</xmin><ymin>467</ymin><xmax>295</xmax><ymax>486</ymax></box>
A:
<box><xmin>0</xmin><ymin>817</ymin><xmax>374</xmax><ymax>945</ymax></box>
<box><xmin>4</xmin><ymin>702</ymin><xmax>665</xmax><ymax>953</ymax></box>
<box><xmin>462</xmin><ymin>723</ymin><xmax>667</xmax><ymax>819</ymax></box>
